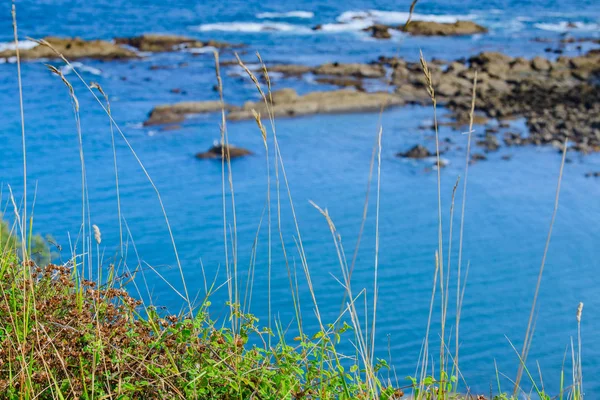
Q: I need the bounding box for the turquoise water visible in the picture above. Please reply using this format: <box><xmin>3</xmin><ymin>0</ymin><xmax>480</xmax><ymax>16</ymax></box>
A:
<box><xmin>1</xmin><ymin>0</ymin><xmax>600</xmax><ymax>394</ymax></box>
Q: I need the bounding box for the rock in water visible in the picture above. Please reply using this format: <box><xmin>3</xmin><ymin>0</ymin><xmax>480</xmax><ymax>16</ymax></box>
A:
<box><xmin>227</xmin><ymin>89</ymin><xmax>403</xmax><ymax>121</ymax></box>
<box><xmin>363</xmin><ymin>25</ymin><xmax>392</xmax><ymax>39</ymax></box>
<box><xmin>144</xmin><ymin>101</ymin><xmax>238</xmax><ymax>126</ymax></box>
<box><xmin>195</xmin><ymin>144</ymin><xmax>253</xmax><ymax>160</ymax></box>
<box><xmin>402</xmin><ymin>20</ymin><xmax>487</xmax><ymax>36</ymax></box>
<box><xmin>397</xmin><ymin>145</ymin><xmax>433</xmax><ymax>158</ymax></box>
<box><xmin>0</xmin><ymin>37</ymin><xmax>138</xmax><ymax>60</ymax></box>
<box><xmin>114</xmin><ymin>34</ymin><xmax>234</xmax><ymax>52</ymax></box>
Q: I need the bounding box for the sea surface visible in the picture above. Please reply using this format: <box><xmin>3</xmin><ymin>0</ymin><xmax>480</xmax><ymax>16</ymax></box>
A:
<box><xmin>1</xmin><ymin>0</ymin><xmax>600</xmax><ymax>394</ymax></box>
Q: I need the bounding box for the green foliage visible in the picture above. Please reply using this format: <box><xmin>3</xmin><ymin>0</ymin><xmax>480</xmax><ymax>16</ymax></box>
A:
<box><xmin>0</xmin><ymin>215</ymin><xmax>54</xmax><ymax>266</ymax></box>
<box><xmin>0</xmin><ymin>261</ymin><xmax>390</xmax><ymax>399</ymax></box>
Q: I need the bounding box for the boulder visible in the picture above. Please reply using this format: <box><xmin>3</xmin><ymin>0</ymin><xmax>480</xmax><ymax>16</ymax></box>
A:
<box><xmin>403</xmin><ymin>20</ymin><xmax>487</xmax><ymax>36</ymax></box>
<box><xmin>397</xmin><ymin>144</ymin><xmax>433</xmax><ymax>158</ymax></box>
<box><xmin>471</xmin><ymin>153</ymin><xmax>488</xmax><ymax>162</ymax></box>
<box><xmin>195</xmin><ymin>144</ymin><xmax>253</xmax><ymax>160</ymax></box>
<box><xmin>0</xmin><ymin>37</ymin><xmax>138</xmax><ymax>60</ymax></box>
<box><xmin>363</xmin><ymin>24</ymin><xmax>392</xmax><ymax>39</ymax></box>
<box><xmin>144</xmin><ymin>101</ymin><xmax>238</xmax><ymax>126</ymax></box>
<box><xmin>531</xmin><ymin>56</ymin><xmax>551</xmax><ymax>71</ymax></box>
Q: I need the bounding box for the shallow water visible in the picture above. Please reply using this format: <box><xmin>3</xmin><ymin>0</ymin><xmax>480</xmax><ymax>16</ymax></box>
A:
<box><xmin>1</xmin><ymin>0</ymin><xmax>600</xmax><ymax>394</ymax></box>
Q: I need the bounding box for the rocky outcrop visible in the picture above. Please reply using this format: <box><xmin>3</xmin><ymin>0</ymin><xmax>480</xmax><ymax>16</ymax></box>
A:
<box><xmin>397</xmin><ymin>145</ymin><xmax>433</xmax><ymax>158</ymax></box>
<box><xmin>144</xmin><ymin>101</ymin><xmax>238</xmax><ymax>126</ymax></box>
<box><xmin>403</xmin><ymin>20</ymin><xmax>487</xmax><ymax>36</ymax></box>
<box><xmin>227</xmin><ymin>88</ymin><xmax>403</xmax><ymax>121</ymax></box>
<box><xmin>195</xmin><ymin>144</ymin><xmax>253</xmax><ymax>160</ymax></box>
<box><xmin>0</xmin><ymin>37</ymin><xmax>138</xmax><ymax>60</ymax></box>
<box><xmin>145</xmin><ymin>88</ymin><xmax>402</xmax><ymax>125</ymax></box>
<box><xmin>114</xmin><ymin>34</ymin><xmax>233</xmax><ymax>52</ymax></box>
<box><xmin>363</xmin><ymin>25</ymin><xmax>392</xmax><ymax>39</ymax></box>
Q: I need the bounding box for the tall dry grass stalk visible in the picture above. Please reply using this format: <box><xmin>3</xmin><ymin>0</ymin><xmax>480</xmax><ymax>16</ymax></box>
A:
<box><xmin>213</xmin><ymin>51</ymin><xmax>241</xmax><ymax>334</ymax></box>
<box><xmin>575</xmin><ymin>302</ymin><xmax>584</xmax><ymax>395</ymax></box>
<box><xmin>11</xmin><ymin>4</ymin><xmax>27</xmax><ymax>261</ymax></box>
<box><xmin>455</xmin><ymin>70</ymin><xmax>478</xmax><ymax>386</ymax></box>
<box><xmin>514</xmin><ymin>136</ymin><xmax>569</xmax><ymax>393</ymax></box>
<box><xmin>368</xmin><ymin>126</ymin><xmax>384</xmax><ymax>377</ymax></box>
<box><xmin>90</xmin><ymin>82</ymin><xmax>123</xmax><ymax>255</ymax></box>
<box><xmin>251</xmin><ymin>109</ymin><xmax>273</xmax><ymax>347</ymax></box>
<box><xmin>46</xmin><ymin>64</ymin><xmax>90</xmax><ymax>281</ymax></box>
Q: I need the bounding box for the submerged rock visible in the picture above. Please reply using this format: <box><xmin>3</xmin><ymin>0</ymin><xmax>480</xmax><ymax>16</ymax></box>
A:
<box><xmin>0</xmin><ymin>37</ymin><xmax>138</xmax><ymax>60</ymax></box>
<box><xmin>195</xmin><ymin>144</ymin><xmax>253</xmax><ymax>160</ymax></box>
<box><xmin>397</xmin><ymin>145</ymin><xmax>433</xmax><ymax>159</ymax></box>
<box><xmin>144</xmin><ymin>101</ymin><xmax>238</xmax><ymax>126</ymax></box>
<box><xmin>403</xmin><ymin>20</ymin><xmax>487</xmax><ymax>36</ymax></box>
<box><xmin>227</xmin><ymin>88</ymin><xmax>403</xmax><ymax>121</ymax></box>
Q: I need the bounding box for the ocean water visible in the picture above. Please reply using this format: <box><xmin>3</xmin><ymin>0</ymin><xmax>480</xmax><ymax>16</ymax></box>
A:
<box><xmin>1</xmin><ymin>0</ymin><xmax>600</xmax><ymax>394</ymax></box>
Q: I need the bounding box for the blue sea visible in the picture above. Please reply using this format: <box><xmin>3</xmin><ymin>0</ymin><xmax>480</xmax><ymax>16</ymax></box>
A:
<box><xmin>1</xmin><ymin>0</ymin><xmax>600</xmax><ymax>395</ymax></box>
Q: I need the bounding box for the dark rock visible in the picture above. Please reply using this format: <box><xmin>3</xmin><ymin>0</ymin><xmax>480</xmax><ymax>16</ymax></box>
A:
<box><xmin>363</xmin><ymin>24</ymin><xmax>392</xmax><ymax>39</ymax></box>
<box><xmin>196</xmin><ymin>144</ymin><xmax>253</xmax><ymax>160</ymax></box>
<box><xmin>397</xmin><ymin>144</ymin><xmax>433</xmax><ymax>159</ymax></box>
<box><xmin>471</xmin><ymin>153</ymin><xmax>487</xmax><ymax>162</ymax></box>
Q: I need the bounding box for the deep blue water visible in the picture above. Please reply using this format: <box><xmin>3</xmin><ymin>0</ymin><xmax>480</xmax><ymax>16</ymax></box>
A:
<box><xmin>1</xmin><ymin>0</ymin><xmax>600</xmax><ymax>395</ymax></box>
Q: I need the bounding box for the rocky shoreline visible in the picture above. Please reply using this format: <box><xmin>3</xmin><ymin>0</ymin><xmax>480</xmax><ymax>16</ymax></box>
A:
<box><xmin>0</xmin><ymin>34</ymin><xmax>239</xmax><ymax>61</ymax></box>
<box><xmin>5</xmin><ymin>32</ymin><xmax>595</xmax><ymax>160</ymax></box>
<box><xmin>147</xmin><ymin>49</ymin><xmax>599</xmax><ymax>158</ymax></box>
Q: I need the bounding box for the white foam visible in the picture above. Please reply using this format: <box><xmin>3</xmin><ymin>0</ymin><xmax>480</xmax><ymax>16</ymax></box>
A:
<box><xmin>192</xmin><ymin>22</ymin><xmax>311</xmax><ymax>33</ymax></box>
<box><xmin>322</xmin><ymin>10</ymin><xmax>477</xmax><ymax>32</ymax></box>
<box><xmin>534</xmin><ymin>21</ymin><xmax>598</xmax><ymax>32</ymax></box>
<box><xmin>61</xmin><ymin>62</ymin><xmax>102</xmax><ymax>76</ymax></box>
<box><xmin>256</xmin><ymin>11</ymin><xmax>314</xmax><ymax>19</ymax></box>
<box><xmin>0</xmin><ymin>39</ymin><xmax>39</xmax><ymax>52</ymax></box>
<box><xmin>337</xmin><ymin>10</ymin><xmax>476</xmax><ymax>25</ymax></box>
<box><xmin>184</xmin><ymin>45</ymin><xmax>218</xmax><ymax>54</ymax></box>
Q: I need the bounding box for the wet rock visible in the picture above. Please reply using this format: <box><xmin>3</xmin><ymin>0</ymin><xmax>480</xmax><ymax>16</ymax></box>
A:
<box><xmin>228</xmin><ymin>89</ymin><xmax>403</xmax><ymax>121</ymax></box>
<box><xmin>195</xmin><ymin>144</ymin><xmax>253</xmax><ymax>160</ymax></box>
<box><xmin>471</xmin><ymin>153</ymin><xmax>488</xmax><ymax>162</ymax></box>
<box><xmin>144</xmin><ymin>101</ymin><xmax>238</xmax><ymax>126</ymax></box>
<box><xmin>363</xmin><ymin>24</ymin><xmax>392</xmax><ymax>39</ymax></box>
<box><xmin>0</xmin><ymin>37</ymin><xmax>138</xmax><ymax>60</ymax></box>
<box><xmin>476</xmin><ymin>134</ymin><xmax>500</xmax><ymax>152</ymax></box>
<box><xmin>397</xmin><ymin>144</ymin><xmax>432</xmax><ymax>159</ymax></box>
<box><xmin>313</xmin><ymin>62</ymin><xmax>386</xmax><ymax>78</ymax></box>
<box><xmin>114</xmin><ymin>34</ymin><xmax>218</xmax><ymax>52</ymax></box>
<box><xmin>402</xmin><ymin>20</ymin><xmax>487</xmax><ymax>36</ymax></box>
